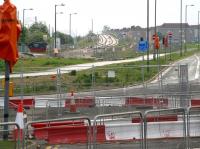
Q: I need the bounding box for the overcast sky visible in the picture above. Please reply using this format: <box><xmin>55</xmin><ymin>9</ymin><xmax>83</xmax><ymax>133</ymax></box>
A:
<box><xmin>2</xmin><ymin>0</ymin><xmax>200</xmax><ymax>36</ymax></box>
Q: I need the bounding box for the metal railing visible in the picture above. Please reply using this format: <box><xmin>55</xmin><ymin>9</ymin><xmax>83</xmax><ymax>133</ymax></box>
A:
<box><xmin>0</xmin><ymin>122</ymin><xmax>20</xmax><ymax>149</ymax></box>
<box><xmin>93</xmin><ymin>111</ymin><xmax>143</xmax><ymax>149</ymax></box>
<box><xmin>23</xmin><ymin>116</ymin><xmax>91</xmax><ymax>149</ymax></box>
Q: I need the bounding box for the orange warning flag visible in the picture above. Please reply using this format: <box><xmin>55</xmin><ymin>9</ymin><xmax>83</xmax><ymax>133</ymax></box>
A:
<box><xmin>154</xmin><ymin>34</ymin><xmax>160</xmax><ymax>50</ymax></box>
<box><xmin>0</xmin><ymin>0</ymin><xmax>21</xmax><ymax>72</ymax></box>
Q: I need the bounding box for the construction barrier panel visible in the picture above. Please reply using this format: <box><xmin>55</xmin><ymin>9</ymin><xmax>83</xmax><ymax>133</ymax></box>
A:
<box><xmin>132</xmin><ymin>115</ymin><xmax>178</xmax><ymax>123</ymax></box>
<box><xmin>125</xmin><ymin>97</ymin><xmax>168</xmax><ymax>108</ymax></box>
<box><xmin>47</xmin><ymin>125</ymin><xmax>105</xmax><ymax>144</ymax></box>
<box><xmin>9</xmin><ymin>98</ymin><xmax>35</xmax><ymax>109</ymax></box>
<box><xmin>31</xmin><ymin>121</ymin><xmax>84</xmax><ymax>140</ymax></box>
<box><xmin>191</xmin><ymin>99</ymin><xmax>200</xmax><ymax>106</ymax></box>
<box><xmin>65</xmin><ymin>96</ymin><xmax>95</xmax><ymax>108</ymax></box>
<box><xmin>105</xmin><ymin>123</ymin><xmax>141</xmax><ymax>141</ymax></box>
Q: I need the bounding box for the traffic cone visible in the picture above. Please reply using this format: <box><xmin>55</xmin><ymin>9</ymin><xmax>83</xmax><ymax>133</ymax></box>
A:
<box><xmin>14</xmin><ymin>102</ymin><xmax>24</xmax><ymax>141</ymax></box>
<box><xmin>70</xmin><ymin>91</ymin><xmax>77</xmax><ymax>113</ymax></box>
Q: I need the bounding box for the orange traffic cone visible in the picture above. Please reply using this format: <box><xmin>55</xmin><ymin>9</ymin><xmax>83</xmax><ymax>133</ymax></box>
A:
<box><xmin>14</xmin><ymin>102</ymin><xmax>24</xmax><ymax>141</ymax></box>
<box><xmin>70</xmin><ymin>91</ymin><xmax>77</xmax><ymax>113</ymax></box>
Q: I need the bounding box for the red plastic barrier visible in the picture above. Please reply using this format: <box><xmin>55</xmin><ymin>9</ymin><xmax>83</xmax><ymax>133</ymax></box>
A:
<box><xmin>31</xmin><ymin>121</ymin><xmax>84</xmax><ymax>140</ymax></box>
<box><xmin>47</xmin><ymin>125</ymin><xmax>105</xmax><ymax>144</ymax></box>
<box><xmin>132</xmin><ymin>115</ymin><xmax>178</xmax><ymax>123</ymax></box>
<box><xmin>191</xmin><ymin>99</ymin><xmax>200</xmax><ymax>106</ymax></box>
<box><xmin>65</xmin><ymin>96</ymin><xmax>95</xmax><ymax>108</ymax></box>
<box><xmin>32</xmin><ymin>127</ymin><xmax>48</xmax><ymax>140</ymax></box>
<box><xmin>9</xmin><ymin>98</ymin><xmax>35</xmax><ymax>109</ymax></box>
<box><xmin>125</xmin><ymin>97</ymin><xmax>168</xmax><ymax>108</ymax></box>
<box><xmin>13</xmin><ymin>129</ymin><xmax>23</xmax><ymax>141</ymax></box>
<box><xmin>125</xmin><ymin>97</ymin><xmax>145</xmax><ymax>106</ymax></box>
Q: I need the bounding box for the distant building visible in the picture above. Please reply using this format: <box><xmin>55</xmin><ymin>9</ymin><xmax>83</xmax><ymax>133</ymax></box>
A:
<box><xmin>109</xmin><ymin>23</ymin><xmax>200</xmax><ymax>48</ymax></box>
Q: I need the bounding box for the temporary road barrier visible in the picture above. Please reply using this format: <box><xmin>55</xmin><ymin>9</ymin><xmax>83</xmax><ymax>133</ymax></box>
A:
<box><xmin>93</xmin><ymin>111</ymin><xmax>143</xmax><ymax>149</ymax></box>
<box><xmin>125</xmin><ymin>97</ymin><xmax>168</xmax><ymax>108</ymax></box>
<box><xmin>143</xmin><ymin>108</ymin><xmax>186</xmax><ymax>149</ymax></box>
<box><xmin>9</xmin><ymin>98</ymin><xmax>35</xmax><ymax>109</ymax></box>
<box><xmin>24</xmin><ymin>117</ymin><xmax>91</xmax><ymax>149</ymax></box>
<box><xmin>191</xmin><ymin>99</ymin><xmax>200</xmax><ymax>106</ymax></box>
<box><xmin>187</xmin><ymin>106</ymin><xmax>200</xmax><ymax>149</ymax></box>
<box><xmin>132</xmin><ymin>115</ymin><xmax>178</xmax><ymax>123</ymax></box>
<box><xmin>65</xmin><ymin>96</ymin><xmax>95</xmax><ymax>108</ymax></box>
<box><xmin>31</xmin><ymin>120</ymin><xmax>84</xmax><ymax>140</ymax></box>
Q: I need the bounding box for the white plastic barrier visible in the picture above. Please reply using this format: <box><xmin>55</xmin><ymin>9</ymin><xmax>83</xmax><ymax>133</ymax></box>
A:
<box><xmin>189</xmin><ymin>120</ymin><xmax>200</xmax><ymax>137</ymax></box>
<box><xmin>104</xmin><ymin>120</ymin><xmax>200</xmax><ymax>141</ymax></box>
<box><xmin>147</xmin><ymin>121</ymin><xmax>184</xmax><ymax>138</ymax></box>
<box><xmin>105</xmin><ymin>123</ymin><xmax>141</xmax><ymax>140</ymax></box>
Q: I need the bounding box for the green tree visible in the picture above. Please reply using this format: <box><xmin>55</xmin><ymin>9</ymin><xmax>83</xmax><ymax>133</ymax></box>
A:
<box><xmin>29</xmin><ymin>22</ymin><xmax>49</xmax><ymax>34</ymax></box>
<box><xmin>26</xmin><ymin>22</ymin><xmax>50</xmax><ymax>45</ymax></box>
<box><xmin>52</xmin><ymin>31</ymin><xmax>74</xmax><ymax>45</ymax></box>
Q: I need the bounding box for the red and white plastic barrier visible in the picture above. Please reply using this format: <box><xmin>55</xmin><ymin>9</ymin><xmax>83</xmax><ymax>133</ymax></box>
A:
<box><xmin>9</xmin><ymin>98</ymin><xmax>35</xmax><ymax>109</ymax></box>
<box><xmin>132</xmin><ymin>115</ymin><xmax>178</xmax><ymax>123</ymax></box>
<box><xmin>31</xmin><ymin>120</ymin><xmax>84</xmax><ymax>140</ymax></box>
<box><xmin>125</xmin><ymin>97</ymin><xmax>168</xmax><ymax>108</ymax></box>
<box><xmin>31</xmin><ymin>116</ymin><xmax>200</xmax><ymax>144</ymax></box>
<box><xmin>65</xmin><ymin>96</ymin><xmax>95</xmax><ymax>108</ymax></box>
<box><xmin>191</xmin><ymin>99</ymin><xmax>200</xmax><ymax>106</ymax></box>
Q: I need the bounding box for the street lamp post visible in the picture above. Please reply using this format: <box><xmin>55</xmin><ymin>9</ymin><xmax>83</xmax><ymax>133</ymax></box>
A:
<box><xmin>146</xmin><ymin>0</ymin><xmax>150</xmax><ymax>72</ymax></box>
<box><xmin>198</xmin><ymin>11</ymin><xmax>200</xmax><ymax>51</ymax></box>
<box><xmin>69</xmin><ymin>13</ymin><xmax>77</xmax><ymax>36</ymax></box>
<box><xmin>154</xmin><ymin>0</ymin><xmax>157</xmax><ymax>61</ymax></box>
<box><xmin>184</xmin><ymin>4</ymin><xmax>194</xmax><ymax>53</ymax></box>
<box><xmin>22</xmin><ymin>8</ymin><xmax>33</xmax><ymax>52</ymax></box>
<box><xmin>54</xmin><ymin>3</ymin><xmax>65</xmax><ymax>49</ymax></box>
<box><xmin>180</xmin><ymin>0</ymin><xmax>183</xmax><ymax>56</ymax></box>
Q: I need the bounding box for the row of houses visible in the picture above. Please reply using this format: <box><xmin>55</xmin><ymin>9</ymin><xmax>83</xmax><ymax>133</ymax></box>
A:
<box><xmin>110</xmin><ymin>23</ymin><xmax>200</xmax><ymax>44</ymax></box>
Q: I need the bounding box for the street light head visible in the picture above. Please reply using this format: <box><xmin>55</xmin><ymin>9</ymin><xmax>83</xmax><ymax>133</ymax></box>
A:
<box><xmin>70</xmin><ymin>12</ymin><xmax>77</xmax><ymax>15</ymax></box>
<box><xmin>57</xmin><ymin>12</ymin><xmax>63</xmax><ymax>14</ymax></box>
<box><xmin>24</xmin><ymin>8</ymin><xmax>34</xmax><ymax>11</ymax></box>
<box><xmin>61</xmin><ymin>3</ymin><xmax>65</xmax><ymax>6</ymax></box>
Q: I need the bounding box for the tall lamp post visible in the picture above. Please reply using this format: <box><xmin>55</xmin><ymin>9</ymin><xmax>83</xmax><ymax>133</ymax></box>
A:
<box><xmin>180</xmin><ymin>0</ymin><xmax>183</xmax><ymax>56</ymax></box>
<box><xmin>54</xmin><ymin>3</ymin><xmax>65</xmax><ymax>49</ymax></box>
<box><xmin>184</xmin><ymin>4</ymin><xmax>194</xmax><ymax>53</ymax></box>
<box><xmin>22</xmin><ymin>8</ymin><xmax>33</xmax><ymax>52</ymax></box>
<box><xmin>198</xmin><ymin>11</ymin><xmax>200</xmax><ymax>51</ymax></box>
<box><xmin>154</xmin><ymin>0</ymin><xmax>157</xmax><ymax>61</ymax></box>
<box><xmin>146</xmin><ymin>0</ymin><xmax>150</xmax><ymax>72</ymax></box>
<box><xmin>69</xmin><ymin>13</ymin><xmax>77</xmax><ymax>36</ymax></box>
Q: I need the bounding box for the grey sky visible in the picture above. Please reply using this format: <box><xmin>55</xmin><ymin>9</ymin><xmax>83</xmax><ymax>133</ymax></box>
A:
<box><xmin>2</xmin><ymin>0</ymin><xmax>200</xmax><ymax>36</ymax></box>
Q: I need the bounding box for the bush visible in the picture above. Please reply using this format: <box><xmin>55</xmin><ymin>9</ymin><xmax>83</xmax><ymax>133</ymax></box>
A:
<box><xmin>70</xmin><ymin>70</ymin><xmax>77</xmax><ymax>76</ymax></box>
